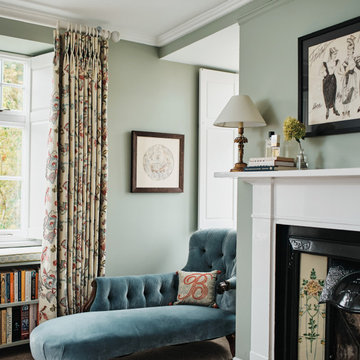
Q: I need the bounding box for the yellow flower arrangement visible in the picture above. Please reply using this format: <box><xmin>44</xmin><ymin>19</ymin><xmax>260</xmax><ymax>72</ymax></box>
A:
<box><xmin>283</xmin><ymin>116</ymin><xmax>306</xmax><ymax>145</ymax></box>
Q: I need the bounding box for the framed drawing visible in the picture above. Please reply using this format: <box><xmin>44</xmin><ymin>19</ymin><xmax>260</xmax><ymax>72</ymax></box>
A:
<box><xmin>299</xmin><ymin>16</ymin><xmax>360</xmax><ymax>137</ymax></box>
<box><xmin>131</xmin><ymin>131</ymin><xmax>184</xmax><ymax>193</ymax></box>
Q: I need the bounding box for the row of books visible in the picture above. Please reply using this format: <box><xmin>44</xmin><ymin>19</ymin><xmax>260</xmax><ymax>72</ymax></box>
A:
<box><xmin>0</xmin><ymin>304</ymin><xmax>38</xmax><ymax>344</ymax></box>
<box><xmin>0</xmin><ymin>268</ymin><xmax>39</xmax><ymax>304</ymax></box>
<box><xmin>244</xmin><ymin>156</ymin><xmax>296</xmax><ymax>172</ymax></box>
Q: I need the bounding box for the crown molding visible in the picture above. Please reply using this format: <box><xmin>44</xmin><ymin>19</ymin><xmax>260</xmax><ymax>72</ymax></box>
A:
<box><xmin>116</xmin><ymin>29</ymin><xmax>156</xmax><ymax>46</ymax></box>
<box><xmin>0</xmin><ymin>0</ymin><xmax>270</xmax><ymax>47</ymax></box>
<box><xmin>156</xmin><ymin>0</ymin><xmax>251</xmax><ymax>47</ymax></box>
<box><xmin>0</xmin><ymin>2</ymin><xmax>156</xmax><ymax>45</ymax></box>
<box><xmin>0</xmin><ymin>3</ymin><xmax>60</xmax><ymax>28</ymax></box>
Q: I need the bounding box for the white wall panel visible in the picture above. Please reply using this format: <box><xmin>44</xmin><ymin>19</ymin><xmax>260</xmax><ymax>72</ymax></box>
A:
<box><xmin>28</xmin><ymin>52</ymin><xmax>52</xmax><ymax>238</ymax></box>
<box><xmin>198</xmin><ymin>68</ymin><xmax>238</xmax><ymax>229</ymax></box>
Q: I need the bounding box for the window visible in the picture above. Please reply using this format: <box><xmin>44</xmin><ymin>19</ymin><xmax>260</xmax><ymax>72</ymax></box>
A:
<box><xmin>0</xmin><ymin>53</ymin><xmax>29</xmax><ymax>238</ymax></box>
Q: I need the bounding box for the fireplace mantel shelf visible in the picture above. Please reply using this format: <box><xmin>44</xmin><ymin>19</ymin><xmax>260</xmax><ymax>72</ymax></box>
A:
<box><xmin>215</xmin><ymin>167</ymin><xmax>360</xmax><ymax>180</ymax></box>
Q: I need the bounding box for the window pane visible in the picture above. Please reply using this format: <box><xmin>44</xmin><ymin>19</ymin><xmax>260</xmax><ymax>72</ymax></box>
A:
<box><xmin>0</xmin><ymin>180</ymin><xmax>21</xmax><ymax>230</ymax></box>
<box><xmin>3</xmin><ymin>61</ymin><xmax>24</xmax><ymax>85</ymax></box>
<box><xmin>0</xmin><ymin>127</ymin><xmax>22</xmax><ymax>176</ymax></box>
<box><xmin>2</xmin><ymin>86</ymin><xmax>23</xmax><ymax>111</ymax></box>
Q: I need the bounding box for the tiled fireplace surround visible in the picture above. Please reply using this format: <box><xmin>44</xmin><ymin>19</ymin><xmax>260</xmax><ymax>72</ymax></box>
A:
<box><xmin>216</xmin><ymin>168</ymin><xmax>360</xmax><ymax>360</ymax></box>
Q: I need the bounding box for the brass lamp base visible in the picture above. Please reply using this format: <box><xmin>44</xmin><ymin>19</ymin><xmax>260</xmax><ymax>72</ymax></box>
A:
<box><xmin>231</xmin><ymin>123</ymin><xmax>248</xmax><ymax>172</ymax></box>
<box><xmin>230</xmin><ymin>162</ymin><xmax>247</xmax><ymax>172</ymax></box>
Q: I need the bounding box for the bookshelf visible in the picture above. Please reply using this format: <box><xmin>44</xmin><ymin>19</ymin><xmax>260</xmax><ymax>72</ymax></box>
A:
<box><xmin>0</xmin><ymin>243</ymin><xmax>40</xmax><ymax>349</ymax></box>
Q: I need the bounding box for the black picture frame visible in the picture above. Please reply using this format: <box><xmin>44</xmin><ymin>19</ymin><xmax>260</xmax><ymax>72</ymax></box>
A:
<box><xmin>131</xmin><ymin>131</ymin><xmax>184</xmax><ymax>193</ymax></box>
<box><xmin>298</xmin><ymin>16</ymin><xmax>360</xmax><ymax>137</ymax></box>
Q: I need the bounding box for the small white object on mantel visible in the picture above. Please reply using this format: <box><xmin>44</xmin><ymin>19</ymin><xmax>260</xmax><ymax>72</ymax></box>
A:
<box><xmin>216</xmin><ymin>167</ymin><xmax>360</xmax><ymax>360</ymax></box>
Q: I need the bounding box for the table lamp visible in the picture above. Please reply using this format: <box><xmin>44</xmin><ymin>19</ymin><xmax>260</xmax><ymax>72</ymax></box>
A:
<box><xmin>213</xmin><ymin>95</ymin><xmax>266</xmax><ymax>172</ymax></box>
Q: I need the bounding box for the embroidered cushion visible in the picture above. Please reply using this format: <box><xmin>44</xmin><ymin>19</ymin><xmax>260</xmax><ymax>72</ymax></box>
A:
<box><xmin>174</xmin><ymin>270</ymin><xmax>220</xmax><ymax>307</ymax></box>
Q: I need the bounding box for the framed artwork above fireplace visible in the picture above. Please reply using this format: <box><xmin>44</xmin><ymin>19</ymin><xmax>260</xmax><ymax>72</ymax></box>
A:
<box><xmin>298</xmin><ymin>16</ymin><xmax>360</xmax><ymax>137</ymax></box>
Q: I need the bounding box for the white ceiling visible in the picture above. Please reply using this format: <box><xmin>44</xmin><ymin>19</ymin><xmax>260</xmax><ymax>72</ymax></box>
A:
<box><xmin>0</xmin><ymin>0</ymin><xmax>244</xmax><ymax>70</ymax></box>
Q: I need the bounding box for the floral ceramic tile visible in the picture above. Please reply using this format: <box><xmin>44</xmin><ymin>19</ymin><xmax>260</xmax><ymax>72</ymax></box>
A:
<box><xmin>298</xmin><ymin>253</ymin><xmax>327</xmax><ymax>360</ymax></box>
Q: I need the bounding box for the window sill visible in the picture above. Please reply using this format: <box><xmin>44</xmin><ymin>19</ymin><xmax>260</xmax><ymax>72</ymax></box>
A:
<box><xmin>0</xmin><ymin>238</ymin><xmax>42</xmax><ymax>248</ymax></box>
<box><xmin>0</xmin><ymin>238</ymin><xmax>41</xmax><ymax>265</ymax></box>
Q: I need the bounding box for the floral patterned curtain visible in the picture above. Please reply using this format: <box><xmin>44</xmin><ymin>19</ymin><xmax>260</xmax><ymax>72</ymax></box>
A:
<box><xmin>39</xmin><ymin>29</ymin><xmax>108</xmax><ymax>321</ymax></box>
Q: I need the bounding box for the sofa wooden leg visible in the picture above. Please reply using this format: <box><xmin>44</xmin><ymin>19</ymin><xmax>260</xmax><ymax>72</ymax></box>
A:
<box><xmin>226</xmin><ymin>333</ymin><xmax>235</xmax><ymax>358</ymax></box>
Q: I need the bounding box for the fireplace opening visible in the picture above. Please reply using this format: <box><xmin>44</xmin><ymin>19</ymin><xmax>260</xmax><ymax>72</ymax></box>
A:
<box><xmin>275</xmin><ymin>225</ymin><xmax>360</xmax><ymax>360</ymax></box>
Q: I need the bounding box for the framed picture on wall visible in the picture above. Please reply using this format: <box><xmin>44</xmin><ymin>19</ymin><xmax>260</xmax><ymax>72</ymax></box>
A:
<box><xmin>298</xmin><ymin>16</ymin><xmax>360</xmax><ymax>137</ymax></box>
<box><xmin>131</xmin><ymin>131</ymin><xmax>184</xmax><ymax>193</ymax></box>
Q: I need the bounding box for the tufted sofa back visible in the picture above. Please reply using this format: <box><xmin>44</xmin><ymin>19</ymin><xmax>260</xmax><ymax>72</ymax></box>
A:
<box><xmin>182</xmin><ymin>228</ymin><xmax>237</xmax><ymax>313</ymax></box>
<box><xmin>90</xmin><ymin>228</ymin><xmax>236</xmax><ymax>313</ymax></box>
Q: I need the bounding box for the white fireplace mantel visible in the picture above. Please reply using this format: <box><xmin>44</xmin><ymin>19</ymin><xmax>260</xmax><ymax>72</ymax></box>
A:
<box><xmin>215</xmin><ymin>168</ymin><xmax>360</xmax><ymax>360</ymax></box>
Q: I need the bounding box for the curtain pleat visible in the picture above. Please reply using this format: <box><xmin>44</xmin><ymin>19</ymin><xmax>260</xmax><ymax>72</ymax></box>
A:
<box><xmin>39</xmin><ymin>29</ymin><xmax>108</xmax><ymax>321</ymax></box>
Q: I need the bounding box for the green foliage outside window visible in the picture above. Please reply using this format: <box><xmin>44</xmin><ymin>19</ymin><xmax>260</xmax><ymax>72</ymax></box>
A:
<box><xmin>2</xmin><ymin>86</ymin><xmax>23</xmax><ymax>111</ymax></box>
<box><xmin>3</xmin><ymin>61</ymin><xmax>24</xmax><ymax>85</ymax></box>
<box><xmin>0</xmin><ymin>180</ymin><xmax>21</xmax><ymax>230</ymax></box>
<box><xmin>0</xmin><ymin>127</ymin><xmax>22</xmax><ymax>230</ymax></box>
<box><xmin>1</xmin><ymin>61</ymin><xmax>24</xmax><ymax>111</ymax></box>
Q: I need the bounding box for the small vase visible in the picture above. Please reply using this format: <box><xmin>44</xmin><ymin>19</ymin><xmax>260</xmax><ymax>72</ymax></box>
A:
<box><xmin>296</xmin><ymin>149</ymin><xmax>308</xmax><ymax>170</ymax></box>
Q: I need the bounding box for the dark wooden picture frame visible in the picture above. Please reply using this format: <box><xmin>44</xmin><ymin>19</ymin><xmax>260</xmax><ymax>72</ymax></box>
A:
<box><xmin>298</xmin><ymin>16</ymin><xmax>360</xmax><ymax>137</ymax></box>
<box><xmin>131</xmin><ymin>131</ymin><xmax>184</xmax><ymax>193</ymax></box>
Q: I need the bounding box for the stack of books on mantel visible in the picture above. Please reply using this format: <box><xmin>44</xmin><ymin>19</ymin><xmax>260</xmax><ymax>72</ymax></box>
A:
<box><xmin>244</xmin><ymin>156</ymin><xmax>296</xmax><ymax>171</ymax></box>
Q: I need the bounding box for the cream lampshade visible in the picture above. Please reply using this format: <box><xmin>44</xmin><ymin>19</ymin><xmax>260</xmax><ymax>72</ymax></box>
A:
<box><xmin>214</xmin><ymin>95</ymin><xmax>266</xmax><ymax>172</ymax></box>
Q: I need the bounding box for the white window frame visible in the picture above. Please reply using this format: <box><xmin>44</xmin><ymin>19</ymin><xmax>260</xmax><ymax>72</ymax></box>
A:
<box><xmin>0</xmin><ymin>52</ymin><xmax>30</xmax><ymax>240</ymax></box>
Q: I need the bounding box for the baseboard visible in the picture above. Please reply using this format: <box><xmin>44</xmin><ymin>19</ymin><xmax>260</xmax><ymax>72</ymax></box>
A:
<box><xmin>250</xmin><ymin>351</ymin><xmax>268</xmax><ymax>360</ymax></box>
<box><xmin>233</xmin><ymin>353</ymin><xmax>268</xmax><ymax>360</ymax></box>
<box><xmin>233</xmin><ymin>351</ymin><xmax>268</xmax><ymax>360</ymax></box>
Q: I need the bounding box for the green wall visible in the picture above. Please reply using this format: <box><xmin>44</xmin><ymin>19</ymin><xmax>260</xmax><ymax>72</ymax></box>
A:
<box><xmin>0</xmin><ymin>18</ymin><xmax>199</xmax><ymax>277</ymax></box>
<box><xmin>237</xmin><ymin>0</ymin><xmax>360</xmax><ymax>358</ymax></box>
<box><xmin>106</xmin><ymin>40</ymin><xmax>199</xmax><ymax>275</ymax></box>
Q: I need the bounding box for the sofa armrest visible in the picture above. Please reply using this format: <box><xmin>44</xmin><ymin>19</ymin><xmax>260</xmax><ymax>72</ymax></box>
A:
<box><xmin>217</xmin><ymin>276</ymin><xmax>236</xmax><ymax>294</ymax></box>
<box><xmin>85</xmin><ymin>272</ymin><xmax>178</xmax><ymax>312</ymax></box>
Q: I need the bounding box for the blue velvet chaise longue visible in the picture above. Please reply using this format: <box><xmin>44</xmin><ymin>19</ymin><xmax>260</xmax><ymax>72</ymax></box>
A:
<box><xmin>30</xmin><ymin>228</ymin><xmax>237</xmax><ymax>359</ymax></box>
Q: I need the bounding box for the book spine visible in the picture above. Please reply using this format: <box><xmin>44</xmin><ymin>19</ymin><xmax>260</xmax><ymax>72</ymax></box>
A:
<box><xmin>6</xmin><ymin>307</ymin><xmax>12</xmax><ymax>343</ymax></box>
<box><xmin>249</xmin><ymin>156</ymin><xmax>294</xmax><ymax>162</ymax></box>
<box><xmin>248</xmin><ymin>160</ymin><xmax>294</xmax><ymax>167</ymax></box>
<box><xmin>0</xmin><ymin>273</ymin><xmax>5</xmax><ymax>304</ymax></box>
<box><xmin>10</xmin><ymin>272</ymin><xmax>14</xmax><ymax>303</ymax></box>
<box><xmin>31</xmin><ymin>270</ymin><xmax>36</xmax><ymax>300</ymax></box>
<box><xmin>35</xmin><ymin>272</ymin><xmax>39</xmax><ymax>299</ymax></box>
<box><xmin>0</xmin><ymin>307</ymin><xmax>2</xmax><ymax>344</ymax></box>
<box><xmin>25</xmin><ymin>271</ymin><xmax>31</xmax><ymax>301</ymax></box>
<box><xmin>244</xmin><ymin>166</ymin><xmax>276</xmax><ymax>171</ymax></box>
<box><xmin>248</xmin><ymin>160</ymin><xmax>276</xmax><ymax>166</ymax></box>
<box><xmin>1</xmin><ymin>309</ymin><xmax>6</xmax><ymax>344</ymax></box>
<box><xmin>20</xmin><ymin>305</ymin><xmax>29</xmax><ymax>340</ymax></box>
<box><xmin>21</xmin><ymin>270</ymin><xmax>25</xmax><ymax>302</ymax></box>
<box><xmin>18</xmin><ymin>270</ymin><xmax>21</xmax><ymax>302</ymax></box>
<box><xmin>12</xmin><ymin>306</ymin><xmax>21</xmax><ymax>342</ymax></box>
<box><xmin>29</xmin><ymin>304</ymin><xmax>38</xmax><ymax>334</ymax></box>
<box><xmin>5</xmin><ymin>273</ymin><xmax>10</xmax><ymax>303</ymax></box>
<box><xmin>14</xmin><ymin>272</ymin><xmax>18</xmax><ymax>303</ymax></box>
<box><xmin>37</xmin><ymin>303</ymin><xmax>39</xmax><ymax>328</ymax></box>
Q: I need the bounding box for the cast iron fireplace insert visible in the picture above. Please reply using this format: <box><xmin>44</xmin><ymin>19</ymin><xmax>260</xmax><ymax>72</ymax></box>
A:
<box><xmin>275</xmin><ymin>225</ymin><xmax>360</xmax><ymax>360</ymax></box>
